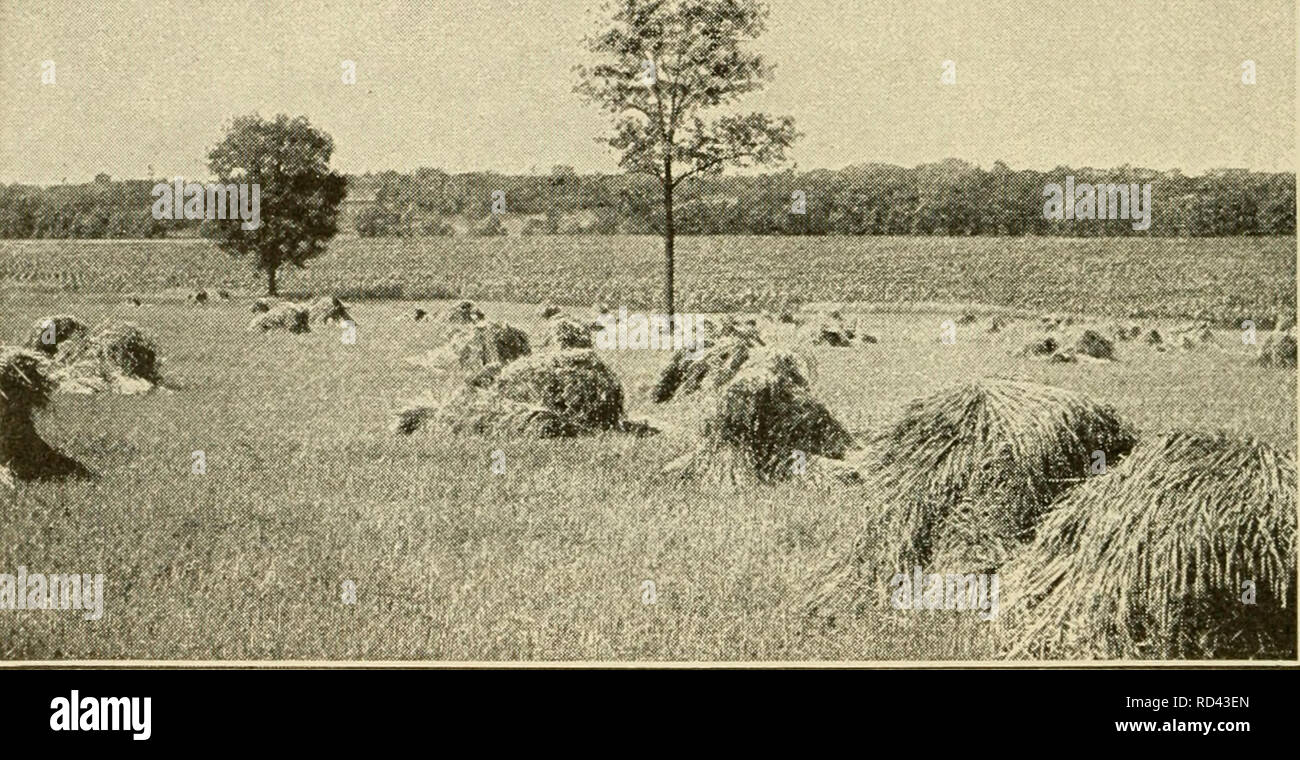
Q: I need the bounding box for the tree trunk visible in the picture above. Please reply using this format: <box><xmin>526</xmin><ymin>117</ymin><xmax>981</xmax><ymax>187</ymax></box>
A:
<box><xmin>662</xmin><ymin>163</ymin><xmax>675</xmax><ymax>322</ymax></box>
<box><xmin>266</xmin><ymin>266</ymin><xmax>278</xmax><ymax>296</ymax></box>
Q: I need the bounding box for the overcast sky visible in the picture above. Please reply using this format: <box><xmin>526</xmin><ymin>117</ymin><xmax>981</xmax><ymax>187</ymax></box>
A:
<box><xmin>0</xmin><ymin>0</ymin><xmax>1293</xmax><ymax>183</ymax></box>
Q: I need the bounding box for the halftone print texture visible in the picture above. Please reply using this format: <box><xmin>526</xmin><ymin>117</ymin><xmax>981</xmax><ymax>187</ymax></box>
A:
<box><xmin>0</xmin><ymin>0</ymin><xmax>1294</xmax><ymax>663</ymax></box>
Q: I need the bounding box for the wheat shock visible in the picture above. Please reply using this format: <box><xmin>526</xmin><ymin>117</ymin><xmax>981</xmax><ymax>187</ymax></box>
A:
<box><xmin>1126</xmin><ymin>697</ymin><xmax>1170</xmax><ymax>712</ymax></box>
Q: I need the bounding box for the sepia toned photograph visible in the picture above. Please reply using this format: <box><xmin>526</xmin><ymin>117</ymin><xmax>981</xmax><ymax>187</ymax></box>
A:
<box><xmin>0</xmin><ymin>0</ymin><xmax>1295</xmax><ymax>665</ymax></box>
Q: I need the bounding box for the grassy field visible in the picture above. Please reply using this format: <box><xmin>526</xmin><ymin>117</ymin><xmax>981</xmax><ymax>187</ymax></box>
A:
<box><xmin>0</xmin><ymin>265</ymin><xmax>1293</xmax><ymax>659</ymax></box>
<box><xmin>0</xmin><ymin>235</ymin><xmax>1294</xmax><ymax>325</ymax></box>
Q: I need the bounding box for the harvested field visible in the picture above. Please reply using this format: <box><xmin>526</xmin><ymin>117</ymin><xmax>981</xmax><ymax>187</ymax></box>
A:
<box><xmin>0</xmin><ymin>289</ymin><xmax>1292</xmax><ymax>661</ymax></box>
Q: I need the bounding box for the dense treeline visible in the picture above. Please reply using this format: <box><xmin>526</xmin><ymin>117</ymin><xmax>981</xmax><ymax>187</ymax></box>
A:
<box><xmin>1</xmin><ymin>160</ymin><xmax>1293</xmax><ymax>238</ymax></box>
<box><xmin>0</xmin><ymin>176</ymin><xmax>174</xmax><ymax>239</ymax></box>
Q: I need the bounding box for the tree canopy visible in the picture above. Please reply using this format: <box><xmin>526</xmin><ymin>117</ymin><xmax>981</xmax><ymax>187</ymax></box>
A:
<box><xmin>206</xmin><ymin>114</ymin><xmax>347</xmax><ymax>294</ymax></box>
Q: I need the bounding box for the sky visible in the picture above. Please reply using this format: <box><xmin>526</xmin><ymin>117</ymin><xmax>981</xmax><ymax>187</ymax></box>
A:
<box><xmin>0</xmin><ymin>0</ymin><xmax>1294</xmax><ymax>183</ymax></box>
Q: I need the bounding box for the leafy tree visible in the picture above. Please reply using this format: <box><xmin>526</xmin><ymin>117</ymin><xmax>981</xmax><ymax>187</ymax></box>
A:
<box><xmin>577</xmin><ymin>0</ymin><xmax>798</xmax><ymax>318</ymax></box>
<box><xmin>207</xmin><ymin>114</ymin><xmax>346</xmax><ymax>295</ymax></box>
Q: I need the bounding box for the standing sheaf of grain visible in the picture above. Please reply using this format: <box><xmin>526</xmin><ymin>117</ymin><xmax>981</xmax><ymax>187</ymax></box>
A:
<box><xmin>544</xmin><ymin>317</ymin><xmax>595</xmax><ymax>349</ymax></box>
<box><xmin>307</xmin><ymin>295</ymin><xmax>353</xmax><ymax>325</ymax></box>
<box><xmin>52</xmin><ymin>322</ymin><xmax>165</xmax><ymax>394</ymax></box>
<box><xmin>653</xmin><ymin>336</ymin><xmax>754</xmax><ymax>402</ymax></box>
<box><xmin>405</xmin><ymin>322</ymin><xmax>532</xmax><ymax>386</ymax></box>
<box><xmin>248</xmin><ymin>302</ymin><xmax>311</xmax><ymax>333</ymax></box>
<box><xmin>445</xmin><ymin>300</ymin><xmax>485</xmax><ymax>324</ymax></box>
<box><xmin>0</xmin><ymin>346</ymin><xmax>86</xmax><ymax>482</ymax></box>
<box><xmin>664</xmin><ymin>348</ymin><xmax>851</xmax><ymax>486</ymax></box>
<box><xmin>492</xmin><ymin>349</ymin><xmax>625</xmax><ymax>431</ymax></box>
<box><xmin>1071</xmin><ymin>329</ymin><xmax>1116</xmax><ymax>360</ymax></box>
<box><xmin>1257</xmin><ymin>328</ymin><xmax>1297</xmax><ymax>368</ymax></box>
<box><xmin>432</xmin><ymin>385</ymin><xmax>578</xmax><ymax>438</ymax></box>
<box><xmin>391</xmin><ymin>387</ymin><xmax>577</xmax><ymax>439</ymax></box>
<box><xmin>22</xmin><ymin>314</ymin><xmax>89</xmax><ymax>356</ymax></box>
<box><xmin>807</xmin><ymin>379</ymin><xmax>1136</xmax><ymax>617</ymax></box>
<box><xmin>800</xmin><ymin>318</ymin><xmax>874</xmax><ymax>348</ymax></box>
<box><xmin>998</xmin><ymin>432</ymin><xmax>1297</xmax><ymax>660</ymax></box>
<box><xmin>396</xmin><ymin>349</ymin><xmax>631</xmax><ymax>439</ymax></box>
<box><xmin>0</xmin><ymin>347</ymin><xmax>54</xmax><ymax>416</ymax></box>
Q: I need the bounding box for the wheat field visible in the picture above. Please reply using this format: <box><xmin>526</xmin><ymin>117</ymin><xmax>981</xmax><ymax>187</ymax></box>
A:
<box><xmin>1</xmin><ymin>235</ymin><xmax>1293</xmax><ymax>324</ymax></box>
<box><xmin>0</xmin><ymin>237</ymin><xmax>1294</xmax><ymax>660</ymax></box>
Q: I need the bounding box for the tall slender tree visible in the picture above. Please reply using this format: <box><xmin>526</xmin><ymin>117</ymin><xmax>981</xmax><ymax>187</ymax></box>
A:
<box><xmin>577</xmin><ymin>0</ymin><xmax>798</xmax><ymax>319</ymax></box>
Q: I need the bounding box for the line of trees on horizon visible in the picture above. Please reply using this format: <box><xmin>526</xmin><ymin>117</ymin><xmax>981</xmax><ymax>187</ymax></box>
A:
<box><xmin>0</xmin><ymin>159</ymin><xmax>1293</xmax><ymax>240</ymax></box>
